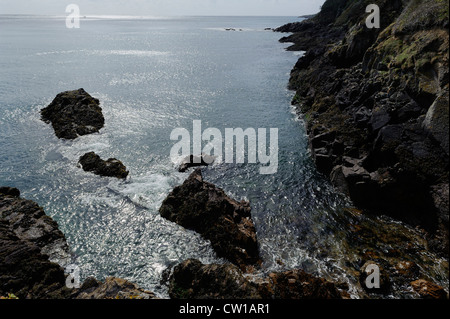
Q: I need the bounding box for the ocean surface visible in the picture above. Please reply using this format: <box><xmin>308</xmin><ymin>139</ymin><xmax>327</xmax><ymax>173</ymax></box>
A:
<box><xmin>0</xmin><ymin>15</ymin><xmax>447</xmax><ymax>298</ymax></box>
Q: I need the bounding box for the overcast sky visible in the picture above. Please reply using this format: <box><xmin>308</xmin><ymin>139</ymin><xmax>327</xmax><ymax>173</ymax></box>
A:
<box><xmin>0</xmin><ymin>0</ymin><xmax>326</xmax><ymax>16</ymax></box>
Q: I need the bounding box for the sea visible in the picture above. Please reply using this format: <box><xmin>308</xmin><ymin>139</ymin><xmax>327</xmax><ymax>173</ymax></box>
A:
<box><xmin>0</xmin><ymin>15</ymin><xmax>447</xmax><ymax>298</ymax></box>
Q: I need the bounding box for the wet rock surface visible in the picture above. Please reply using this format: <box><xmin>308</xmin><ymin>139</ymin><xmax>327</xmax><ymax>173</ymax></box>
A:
<box><xmin>74</xmin><ymin>277</ymin><xmax>157</xmax><ymax>299</ymax></box>
<box><xmin>159</xmin><ymin>169</ymin><xmax>261</xmax><ymax>270</ymax></box>
<box><xmin>0</xmin><ymin>187</ymin><xmax>70</xmax><ymax>266</ymax></box>
<box><xmin>411</xmin><ymin>279</ymin><xmax>448</xmax><ymax>299</ymax></box>
<box><xmin>168</xmin><ymin>259</ymin><xmax>343</xmax><ymax>299</ymax></box>
<box><xmin>79</xmin><ymin>152</ymin><xmax>129</xmax><ymax>179</ymax></box>
<box><xmin>41</xmin><ymin>88</ymin><xmax>104</xmax><ymax>140</ymax></box>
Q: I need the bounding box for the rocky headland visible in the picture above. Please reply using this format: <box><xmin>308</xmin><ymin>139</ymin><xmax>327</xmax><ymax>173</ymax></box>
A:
<box><xmin>276</xmin><ymin>0</ymin><xmax>449</xmax><ymax>257</ymax></box>
<box><xmin>0</xmin><ymin>187</ymin><xmax>156</xmax><ymax>299</ymax></box>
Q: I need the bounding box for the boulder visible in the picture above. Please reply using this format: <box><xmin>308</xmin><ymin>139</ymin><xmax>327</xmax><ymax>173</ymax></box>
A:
<box><xmin>422</xmin><ymin>89</ymin><xmax>449</xmax><ymax>156</ymax></box>
<box><xmin>0</xmin><ymin>190</ymin><xmax>70</xmax><ymax>265</ymax></box>
<box><xmin>159</xmin><ymin>169</ymin><xmax>260</xmax><ymax>270</ymax></box>
<box><xmin>0</xmin><ymin>189</ymin><xmax>156</xmax><ymax>299</ymax></box>
<box><xmin>410</xmin><ymin>279</ymin><xmax>448</xmax><ymax>299</ymax></box>
<box><xmin>168</xmin><ymin>259</ymin><xmax>261</xmax><ymax>299</ymax></box>
<box><xmin>41</xmin><ymin>88</ymin><xmax>104</xmax><ymax>140</ymax></box>
<box><xmin>168</xmin><ymin>259</ymin><xmax>343</xmax><ymax>299</ymax></box>
<box><xmin>178</xmin><ymin>154</ymin><xmax>215</xmax><ymax>173</ymax></box>
<box><xmin>75</xmin><ymin>277</ymin><xmax>156</xmax><ymax>299</ymax></box>
<box><xmin>79</xmin><ymin>152</ymin><xmax>129</xmax><ymax>179</ymax></box>
<box><xmin>0</xmin><ymin>219</ymin><xmax>71</xmax><ymax>299</ymax></box>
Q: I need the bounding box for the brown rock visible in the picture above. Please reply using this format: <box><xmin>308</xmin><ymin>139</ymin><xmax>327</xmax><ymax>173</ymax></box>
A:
<box><xmin>75</xmin><ymin>277</ymin><xmax>157</xmax><ymax>299</ymax></box>
<box><xmin>395</xmin><ymin>261</ymin><xmax>419</xmax><ymax>279</ymax></box>
<box><xmin>169</xmin><ymin>259</ymin><xmax>342</xmax><ymax>299</ymax></box>
<box><xmin>411</xmin><ymin>279</ymin><xmax>448</xmax><ymax>299</ymax></box>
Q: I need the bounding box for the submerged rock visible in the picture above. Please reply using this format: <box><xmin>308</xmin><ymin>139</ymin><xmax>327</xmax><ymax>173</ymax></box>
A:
<box><xmin>41</xmin><ymin>88</ymin><xmax>104</xmax><ymax>140</ymax></box>
<box><xmin>159</xmin><ymin>169</ymin><xmax>260</xmax><ymax>270</ymax></box>
<box><xmin>168</xmin><ymin>259</ymin><xmax>343</xmax><ymax>299</ymax></box>
<box><xmin>178</xmin><ymin>154</ymin><xmax>215</xmax><ymax>172</ymax></box>
<box><xmin>79</xmin><ymin>152</ymin><xmax>129</xmax><ymax>179</ymax></box>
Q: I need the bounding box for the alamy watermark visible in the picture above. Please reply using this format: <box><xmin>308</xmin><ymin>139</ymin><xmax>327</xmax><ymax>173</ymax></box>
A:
<box><xmin>365</xmin><ymin>263</ymin><xmax>381</xmax><ymax>289</ymax></box>
<box><xmin>366</xmin><ymin>4</ymin><xmax>380</xmax><ymax>29</ymax></box>
<box><xmin>65</xmin><ymin>264</ymin><xmax>81</xmax><ymax>289</ymax></box>
<box><xmin>170</xmin><ymin>120</ymin><xmax>279</xmax><ymax>175</ymax></box>
<box><xmin>66</xmin><ymin>4</ymin><xmax>80</xmax><ymax>29</ymax></box>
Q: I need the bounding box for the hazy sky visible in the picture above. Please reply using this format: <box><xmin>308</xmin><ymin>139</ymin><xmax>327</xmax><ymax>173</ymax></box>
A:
<box><xmin>0</xmin><ymin>0</ymin><xmax>326</xmax><ymax>16</ymax></box>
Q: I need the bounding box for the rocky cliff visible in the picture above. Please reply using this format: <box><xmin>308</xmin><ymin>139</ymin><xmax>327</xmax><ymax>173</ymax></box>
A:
<box><xmin>277</xmin><ymin>0</ymin><xmax>449</xmax><ymax>256</ymax></box>
<box><xmin>0</xmin><ymin>187</ymin><xmax>156</xmax><ymax>299</ymax></box>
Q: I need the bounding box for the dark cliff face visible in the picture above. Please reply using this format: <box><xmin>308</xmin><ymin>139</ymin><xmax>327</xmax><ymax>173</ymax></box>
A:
<box><xmin>0</xmin><ymin>188</ymin><xmax>156</xmax><ymax>299</ymax></box>
<box><xmin>278</xmin><ymin>0</ymin><xmax>449</xmax><ymax>256</ymax></box>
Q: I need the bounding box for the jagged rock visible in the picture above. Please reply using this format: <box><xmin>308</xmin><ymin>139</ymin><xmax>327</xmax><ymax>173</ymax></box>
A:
<box><xmin>79</xmin><ymin>152</ymin><xmax>129</xmax><ymax>179</ymax></box>
<box><xmin>0</xmin><ymin>189</ymin><xmax>156</xmax><ymax>299</ymax></box>
<box><xmin>169</xmin><ymin>259</ymin><xmax>342</xmax><ymax>299</ymax></box>
<box><xmin>41</xmin><ymin>88</ymin><xmax>104</xmax><ymax>140</ymax></box>
<box><xmin>410</xmin><ymin>279</ymin><xmax>448</xmax><ymax>299</ymax></box>
<box><xmin>265</xmin><ymin>269</ymin><xmax>343</xmax><ymax>299</ymax></box>
<box><xmin>276</xmin><ymin>0</ymin><xmax>449</xmax><ymax>252</ymax></box>
<box><xmin>168</xmin><ymin>259</ymin><xmax>262</xmax><ymax>299</ymax></box>
<box><xmin>0</xmin><ymin>219</ymin><xmax>72</xmax><ymax>299</ymax></box>
<box><xmin>394</xmin><ymin>261</ymin><xmax>420</xmax><ymax>279</ymax></box>
<box><xmin>159</xmin><ymin>169</ymin><xmax>260</xmax><ymax>270</ymax></box>
<box><xmin>0</xmin><ymin>190</ymin><xmax>70</xmax><ymax>266</ymax></box>
<box><xmin>0</xmin><ymin>187</ymin><xmax>20</xmax><ymax>197</ymax></box>
<box><xmin>75</xmin><ymin>277</ymin><xmax>156</xmax><ymax>299</ymax></box>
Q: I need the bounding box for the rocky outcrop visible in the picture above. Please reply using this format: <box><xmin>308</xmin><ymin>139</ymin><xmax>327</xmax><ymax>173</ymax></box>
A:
<box><xmin>0</xmin><ymin>188</ymin><xmax>155</xmax><ymax>299</ymax></box>
<box><xmin>178</xmin><ymin>154</ymin><xmax>215</xmax><ymax>173</ymax></box>
<box><xmin>159</xmin><ymin>169</ymin><xmax>260</xmax><ymax>270</ymax></box>
<box><xmin>168</xmin><ymin>259</ymin><xmax>343</xmax><ymax>299</ymax></box>
<box><xmin>79</xmin><ymin>152</ymin><xmax>129</xmax><ymax>179</ymax></box>
<box><xmin>74</xmin><ymin>277</ymin><xmax>156</xmax><ymax>299</ymax></box>
<box><xmin>168</xmin><ymin>259</ymin><xmax>262</xmax><ymax>299</ymax></box>
<box><xmin>410</xmin><ymin>279</ymin><xmax>448</xmax><ymax>299</ymax></box>
<box><xmin>277</xmin><ymin>0</ymin><xmax>449</xmax><ymax>256</ymax></box>
<box><xmin>0</xmin><ymin>187</ymin><xmax>70</xmax><ymax>266</ymax></box>
<box><xmin>41</xmin><ymin>88</ymin><xmax>104</xmax><ymax>140</ymax></box>
<box><xmin>0</xmin><ymin>218</ymin><xmax>71</xmax><ymax>299</ymax></box>
<box><xmin>0</xmin><ymin>188</ymin><xmax>71</xmax><ymax>298</ymax></box>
